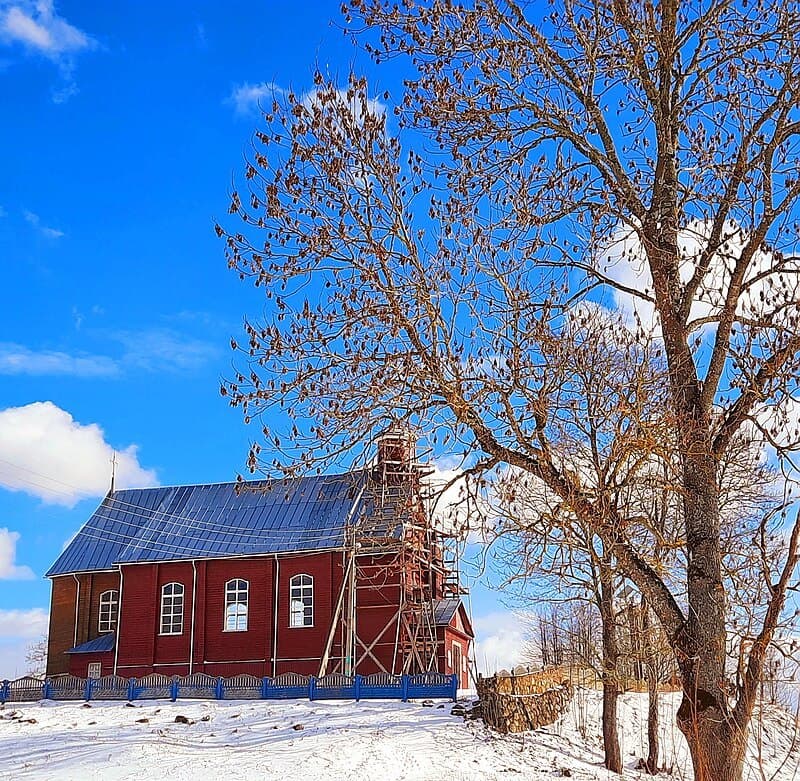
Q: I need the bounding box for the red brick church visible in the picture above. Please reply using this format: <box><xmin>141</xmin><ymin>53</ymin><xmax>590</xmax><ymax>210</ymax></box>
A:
<box><xmin>45</xmin><ymin>436</ymin><xmax>473</xmax><ymax>687</ymax></box>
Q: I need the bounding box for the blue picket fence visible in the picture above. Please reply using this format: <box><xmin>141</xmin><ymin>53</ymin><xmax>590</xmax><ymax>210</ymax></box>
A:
<box><xmin>0</xmin><ymin>671</ymin><xmax>458</xmax><ymax>704</ymax></box>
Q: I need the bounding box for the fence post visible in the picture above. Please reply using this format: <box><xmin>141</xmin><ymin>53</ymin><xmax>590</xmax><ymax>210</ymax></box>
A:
<box><xmin>308</xmin><ymin>677</ymin><xmax>316</xmax><ymax>701</ymax></box>
<box><xmin>261</xmin><ymin>677</ymin><xmax>269</xmax><ymax>699</ymax></box>
<box><xmin>401</xmin><ymin>674</ymin><xmax>409</xmax><ymax>702</ymax></box>
<box><xmin>451</xmin><ymin>674</ymin><xmax>458</xmax><ymax>702</ymax></box>
<box><xmin>170</xmin><ymin>678</ymin><xmax>179</xmax><ymax>702</ymax></box>
<box><xmin>354</xmin><ymin>674</ymin><xmax>361</xmax><ymax>702</ymax></box>
<box><xmin>215</xmin><ymin>677</ymin><xmax>224</xmax><ymax>700</ymax></box>
<box><xmin>127</xmin><ymin>678</ymin><xmax>136</xmax><ymax>701</ymax></box>
<box><xmin>42</xmin><ymin>679</ymin><xmax>51</xmax><ymax>700</ymax></box>
<box><xmin>84</xmin><ymin>678</ymin><xmax>93</xmax><ymax>701</ymax></box>
<box><xmin>0</xmin><ymin>680</ymin><xmax>8</xmax><ymax>703</ymax></box>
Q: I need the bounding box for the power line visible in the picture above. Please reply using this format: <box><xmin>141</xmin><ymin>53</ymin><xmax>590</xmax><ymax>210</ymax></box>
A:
<box><xmin>0</xmin><ymin>455</ymin><xmax>409</xmax><ymax>563</ymax></box>
<box><xmin>62</xmin><ymin>521</ymin><xmax>345</xmax><ymax>562</ymax></box>
<box><xmin>0</xmin><ymin>457</ymin><xmax>96</xmax><ymax>493</ymax></box>
<box><xmin>0</xmin><ymin>458</ymin><xmax>376</xmax><ymax>543</ymax></box>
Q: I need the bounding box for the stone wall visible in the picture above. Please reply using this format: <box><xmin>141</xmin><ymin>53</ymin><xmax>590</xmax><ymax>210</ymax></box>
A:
<box><xmin>476</xmin><ymin>670</ymin><xmax>573</xmax><ymax>734</ymax></box>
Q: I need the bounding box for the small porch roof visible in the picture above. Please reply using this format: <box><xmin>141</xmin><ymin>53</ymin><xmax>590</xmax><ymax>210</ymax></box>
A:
<box><xmin>65</xmin><ymin>634</ymin><xmax>115</xmax><ymax>654</ymax></box>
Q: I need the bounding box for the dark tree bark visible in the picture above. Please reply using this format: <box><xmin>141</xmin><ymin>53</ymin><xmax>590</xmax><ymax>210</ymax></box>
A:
<box><xmin>598</xmin><ymin>561</ymin><xmax>622</xmax><ymax>774</ymax></box>
<box><xmin>641</xmin><ymin>601</ymin><xmax>659</xmax><ymax>774</ymax></box>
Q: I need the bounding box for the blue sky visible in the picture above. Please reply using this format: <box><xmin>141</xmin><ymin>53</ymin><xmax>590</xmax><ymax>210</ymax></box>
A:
<box><xmin>0</xmin><ymin>1</ymin><xmax>521</xmax><ymax>677</ymax></box>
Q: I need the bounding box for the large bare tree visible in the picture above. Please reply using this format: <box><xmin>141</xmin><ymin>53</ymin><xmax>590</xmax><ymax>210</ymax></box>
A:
<box><xmin>220</xmin><ymin>2</ymin><xmax>800</xmax><ymax>778</ymax></box>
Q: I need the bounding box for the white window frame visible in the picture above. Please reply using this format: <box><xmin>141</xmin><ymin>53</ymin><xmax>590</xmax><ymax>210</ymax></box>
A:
<box><xmin>224</xmin><ymin>578</ymin><xmax>249</xmax><ymax>632</ymax></box>
<box><xmin>87</xmin><ymin>662</ymin><xmax>102</xmax><ymax>679</ymax></box>
<box><xmin>159</xmin><ymin>582</ymin><xmax>184</xmax><ymax>635</ymax></box>
<box><xmin>289</xmin><ymin>574</ymin><xmax>313</xmax><ymax>628</ymax></box>
<box><xmin>98</xmin><ymin>589</ymin><xmax>119</xmax><ymax>634</ymax></box>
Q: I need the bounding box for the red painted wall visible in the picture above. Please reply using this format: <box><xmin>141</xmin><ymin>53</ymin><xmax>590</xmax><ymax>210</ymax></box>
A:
<box><xmin>52</xmin><ymin>550</ymin><xmax>472</xmax><ymax>680</ymax></box>
<box><xmin>47</xmin><ymin>572</ymin><xmax>121</xmax><ymax>677</ymax></box>
<box><xmin>68</xmin><ymin>652</ymin><xmax>114</xmax><ymax>679</ymax></box>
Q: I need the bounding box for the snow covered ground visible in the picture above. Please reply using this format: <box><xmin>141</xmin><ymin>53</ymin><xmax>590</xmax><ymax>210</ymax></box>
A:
<box><xmin>0</xmin><ymin>689</ymin><xmax>798</xmax><ymax>781</ymax></box>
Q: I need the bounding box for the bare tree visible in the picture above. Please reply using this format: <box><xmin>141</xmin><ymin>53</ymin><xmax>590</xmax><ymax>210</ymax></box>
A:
<box><xmin>220</xmin><ymin>1</ymin><xmax>800</xmax><ymax>777</ymax></box>
<box><xmin>25</xmin><ymin>634</ymin><xmax>47</xmax><ymax>678</ymax></box>
<box><xmin>500</xmin><ymin>514</ymin><xmax>625</xmax><ymax>770</ymax></box>
<box><xmin>527</xmin><ymin>604</ymin><xmax>601</xmax><ymax>673</ymax></box>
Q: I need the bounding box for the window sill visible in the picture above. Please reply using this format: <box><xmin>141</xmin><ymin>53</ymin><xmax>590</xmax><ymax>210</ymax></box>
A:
<box><xmin>222</xmin><ymin>628</ymin><xmax>248</xmax><ymax>633</ymax></box>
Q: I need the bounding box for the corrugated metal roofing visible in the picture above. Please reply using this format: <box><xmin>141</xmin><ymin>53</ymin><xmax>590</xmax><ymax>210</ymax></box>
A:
<box><xmin>66</xmin><ymin>634</ymin><xmax>116</xmax><ymax>654</ymax></box>
<box><xmin>47</xmin><ymin>470</ymin><xmax>399</xmax><ymax>577</ymax></box>
<box><xmin>431</xmin><ymin>598</ymin><xmax>462</xmax><ymax>626</ymax></box>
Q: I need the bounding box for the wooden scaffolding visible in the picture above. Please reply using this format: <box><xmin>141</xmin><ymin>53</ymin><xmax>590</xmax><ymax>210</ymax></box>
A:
<box><xmin>318</xmin><ymin>432</ymin><xmax>465</xmax><ymax>677</ymax></box>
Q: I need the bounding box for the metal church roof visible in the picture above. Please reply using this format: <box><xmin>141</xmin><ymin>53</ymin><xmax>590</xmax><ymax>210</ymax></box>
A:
<box><xmin>66</xmin><ymin>634</ymin><xmax>116</xmax><ymax>654</ymax></box>
<box><xmin>431</xmin><ymin>598</ymin><xmax>462</xmax><ymax>626</ymax></box>
<box><xmin>46</xmin><ymin>470</ymin><xmax>400</xmax><ymax>577</ymax></box>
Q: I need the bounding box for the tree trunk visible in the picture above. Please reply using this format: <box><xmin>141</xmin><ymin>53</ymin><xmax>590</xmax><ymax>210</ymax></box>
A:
<box><xmin>640</xmin><ymin>601</ymin><xmax>659</xmax><ymax>774</ymax></box>
<box><xmin>678</xmin><ymin>714</ymin><xmax>748</xmax><ymax>781</ymax></box>
<box><xmin>675</xmin><ymin>446</ymin><xmax>744</xmax><ymax>781</ymax></box>
<box><xmin>646</xmin><ymin>661</ymin><xmax>659</xmax><ymax>773</ymax></box>
<box><xmin>599</xmin><ymin>562</ymin><xmax>622</xmax><ymax>774</ymax></box>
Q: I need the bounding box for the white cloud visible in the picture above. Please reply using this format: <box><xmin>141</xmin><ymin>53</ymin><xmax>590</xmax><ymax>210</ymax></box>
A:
<box><xmin>0</xmin><ymin>401</ymin><xmax>158</xmax><ymax>507</ymax></box>
<box><xmin>0</xmin><ymin>327</ymin><xmax>219</xmax><ymax>378</ymax></box>
<box><xmin>228</xmin><ymin>81</ymin><xmax>284</xmax><ymax>115</ymax></box>
<box><xmin>0</xmin><ymin>342</ymin><xmax>118</xmax><ymax>377</ymax></box>
<box><xmin>0</xmin><ymin>1</ymin><xmax>97</xmax><ymax>102</ymax></box>
<box><xmin>422</xmin><ymin>460</ymin><xmax>470</xmax><ymax>533</ymax></box>
<box><xmin>422</xmin><ymin>460</ymin><xmax>494</xmax><ymax>544</ymax></box>
<box><xmin>599</xmin><ymin>219</ymin><xmax>800</xmax><ymax>336</ymax></box>
<box><xmin>111</xmin><ymin>328</ymin><xmax>220</xmax><ymax>372</ymax></box>
<box><xmin>0</xmin><ymin>528</ymin><xmax>34</xmax><ymax>579</ymax></box>
<box><xmin>300</xmin><ymin>87</ymin><xmax>386</xmax><ymax>126</ymax></box>
<box><xmin>23</xmin><ymin>209</ymin><xmax>63</xmax><ymax>239</ymax></box>
<box><xmin>0</xmin><ymin>607</ymin><xmax>48</xmax><ymax>679</ymax></box>
<box><xmin>0</xmin><ymin>607</ymin><xmax>46</xmax><ymax>639</ymax></box>
<box><xmin>228</xmin><ymin>82</ymin><xmax>387</xmax><ymax>127</ymax></box>
<box><xmin>472</xmin><ymin>610</ymin><xmax>529</xmax><ymax>675</ymax></box>
<box><xmin>0</xmin><ymin>1</ymin><xmax>94</xmax><ymax>57</ymax></box>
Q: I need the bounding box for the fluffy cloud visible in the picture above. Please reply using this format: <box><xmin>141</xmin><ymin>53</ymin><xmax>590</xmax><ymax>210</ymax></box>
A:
<box><xmin>422</xmin><ymin>460</ymin><xmax>495</xmax><ymax>545</ymax></box>
<box><xmin>422</xmin><ymin>459</ymin><xmax>471</xmax><ymax>533</ymax></box>
<box><xmin>0</xmin><ymin>401</ymin><xmax>158</xmax><ymax>507</ymax></box>
<box><xmin>0</xmin><ymin>528</ymin><xmax>34</xmax><ymax>579</ymax></box>
<box><xmin>0</xmin><ymin>607</ymin><xmax>47</xmax><ymax>639</ymax></box>
<box><xmin>300</xmin><ymin>87</ymin><xmax>386</xmax><ymax>126</ymax></box>
<box><xmin>0</xmin><ymin>607</ymin><xmax>48</xmax><ymax>678</ymax></box>
<box><xmin>0</xmin><ymin>342</ymin><xmax>118</xmax><ymax>377</ymax></box>
<box><xmin>472</xmin><ymin>611</ymin><xmax>530</xmax><ymax>675</ymax></box>
<box><xmin>600</xmin><ymin>219</ymin><xmax>800</xmax><ymax>335</ymax></box>
<box><xmin>228</xmin><ymin>81</ymin><xmax>284</xmax><ymax>115</ymax></box>
<box><xmin>0</xmin><ymin>1</ymin><xmax>94</xmax><ymax>57</ymax></box>
<box><xmin>0</xmin><ymin>1</ymin><xmax>97</xmax><ymax>102</ymax></box>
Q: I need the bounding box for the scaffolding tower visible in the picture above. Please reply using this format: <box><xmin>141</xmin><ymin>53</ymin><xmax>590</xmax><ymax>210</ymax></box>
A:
<box><xmin>318</xmin><ymin>432</ymin><xmax>466</xmax><ymax>677</ymax></box>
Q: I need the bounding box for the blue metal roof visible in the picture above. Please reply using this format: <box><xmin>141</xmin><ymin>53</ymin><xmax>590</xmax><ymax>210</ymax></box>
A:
<box><xmin>46</xmin><ymin>471</ymin><xmax>397</xmax><ymax>577</ymax></box>
<box><xmin>431</xmin><ymin>598</ymin><xmax>461</xmax><ymax>626</ymax></box>
<box><xmin>66</xmin><ymin>634</ymin><xmax>116</xmax><ymax>654</ymax></box>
